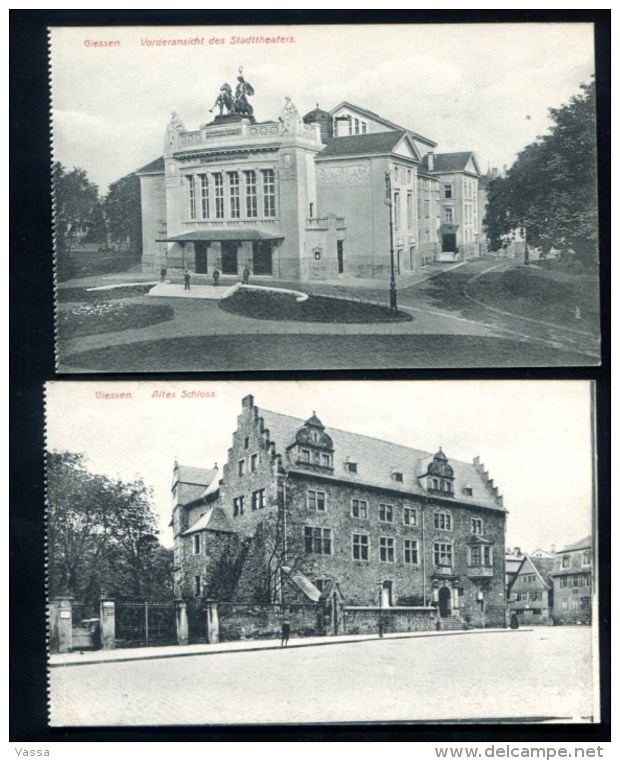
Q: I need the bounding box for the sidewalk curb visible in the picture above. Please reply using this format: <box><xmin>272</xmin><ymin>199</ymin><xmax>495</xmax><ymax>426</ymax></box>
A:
<box><xmin>50</xmin><ymin>627</ymin><xmax>532</xmax><ymax>668</ymax></box>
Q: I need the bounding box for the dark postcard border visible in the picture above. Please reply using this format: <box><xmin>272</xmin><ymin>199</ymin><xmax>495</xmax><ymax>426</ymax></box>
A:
<box><xmin>10</xmin><ymin>8</ymin><xmax>611</xmax><ymax>743</ymax></box>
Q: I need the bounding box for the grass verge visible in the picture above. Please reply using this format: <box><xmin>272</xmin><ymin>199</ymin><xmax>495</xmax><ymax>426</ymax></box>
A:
<box><xmin>219</xmin><ymin>290</ymin><xmax>412</xmax><ymax>323</ymax></box>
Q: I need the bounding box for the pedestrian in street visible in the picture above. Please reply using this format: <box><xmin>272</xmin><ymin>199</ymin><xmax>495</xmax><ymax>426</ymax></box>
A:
<box><xmin>160</xmin><ymin>265</ymin><xmax>167</xmax><ymax>283</ymax></box>
<box><xmin>280</xmin><ymin>619</ymin><xmax>290</xmax><ymax>647</ymax></box>
<box><xmin>510</xmin><ymin>613</ymin><xmax>519</xmax><ymax>629</ymax></box>
<box><xmin>242</xmin><ymin>266</ymin><xmax>250</xmax><ymax>285</ymax></box>
<box><xmin>184</xmin><ymin>269</ymin><xmax>191</xmax><ymax>290</ymax></box>
<box><xmin>213</xmin><ymin>268</ymin><xmax>220</xmax><ymax>286</ymax></box>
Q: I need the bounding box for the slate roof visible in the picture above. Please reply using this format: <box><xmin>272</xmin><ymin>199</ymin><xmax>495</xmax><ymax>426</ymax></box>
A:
<box><xmin>159</xmin><ymin>229</ymin><xmax>282</xmax><ymax>242</ymax></box>
<box><xmin>175</xmin><ymin>465</ymin><xmax>216</xmax><ymax>486</ymax></box>
<box><xmin>316</xmin><ymin>131</ymin><xmax>410</xmax><ymax>159</ymax></box>
<box><xmin>257</xmin><ymin>408</ymin><xmax>505</xmax><ymax>512</ymax></box>
<box><xmin>558</xmin><ymin>535</ymin><xmax>592</xmax><ymax>553</ymax></box>
<box><xmin>422</xmin><ymin>152</ymin><xmax>478</xmax><ymax>174</ymax></box>
<box><xmin>136</xmin><ymin>156</ymin><xmax>165</xmax><ymax>174</ymax></box>
<box><xmin>183</xmin><ymin>506</ymin><xmax>235</xmax><ymax>535</ymax></box>
<box><xmin>329</xmin><ymin>101</ymin><xmax>437</xmax><ymax>147</ymax></box>
<box><xmin>174</xmin><ymin>465</ymin><xmax>219</xmax><ymax>507</ymax></box>
<box><xmin>282</xmin><ymin>566</ymin><xmax>321</xmax><ymax>603</ymax></box>
<box><xmin>528</xmin><ymin>557</ymin><xmax>557</xmax><ymax>587</ymax></box>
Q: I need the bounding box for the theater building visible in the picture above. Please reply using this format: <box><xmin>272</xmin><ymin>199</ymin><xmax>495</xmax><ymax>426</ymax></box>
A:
<box><xmin>138</xmin><ymin>76</ymin><xmax>484</xmax><ymax>281</ymax></box>
<box><xmin>171</xmin><ymin>395</ymin><xmax>508</xmax><ymax>628</ymax></box>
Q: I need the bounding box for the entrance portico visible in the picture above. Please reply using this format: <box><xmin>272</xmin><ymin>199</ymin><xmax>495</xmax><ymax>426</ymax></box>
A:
<box><xmin>158</xmin><ymin>229</ymin><xmax>283</xmax><ymax>279</ymax></box>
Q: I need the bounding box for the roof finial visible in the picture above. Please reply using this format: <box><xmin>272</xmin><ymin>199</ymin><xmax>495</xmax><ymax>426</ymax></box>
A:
<box><xmin>214</xmin><ymin>461</ymin><xmax>218</xmax><ymax>469</ymax></box>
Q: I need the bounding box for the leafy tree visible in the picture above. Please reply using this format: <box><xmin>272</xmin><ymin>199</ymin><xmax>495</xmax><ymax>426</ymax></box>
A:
<box><xmin>484</xmin><ymin>79</ymin><xmax>598</xmax><ymax>267</ymax></box>
<box><xmin>52</xmin><ymin>163</ymin><xmax>105</xmax><ymax>280</ymax></box>
<box><xmin>46</xmin><ymin>451</ymin><xmax>173</xmax><ymax>605</ymax></box>
<box><xmin>103</xmin><ymin>172</ymin><xmax>143</xmax><ymax>252</ymax></box>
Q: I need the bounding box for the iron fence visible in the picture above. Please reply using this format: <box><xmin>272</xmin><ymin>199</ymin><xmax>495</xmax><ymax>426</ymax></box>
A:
<box><xmin>115</xmin><ymin>601</ymin><xmax>177</xmax><ymax>648</ymax></box>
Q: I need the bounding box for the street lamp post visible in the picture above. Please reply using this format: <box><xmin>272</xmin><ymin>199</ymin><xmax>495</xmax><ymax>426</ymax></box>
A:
<box><xmin>385</xmin><ymin>171</ymin><xmax>398</xmax><ymax>312</ymax></box>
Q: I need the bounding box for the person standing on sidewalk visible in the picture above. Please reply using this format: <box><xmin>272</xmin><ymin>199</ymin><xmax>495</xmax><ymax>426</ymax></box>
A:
<box><xmin>184</xmin><ymin>269</ymin><xmax>191</xmax><ymax>290</ymax></box>
<box><xmin>213</xmin><ymin>267</ymin><xmax>220</xmax><ymax>286</ymax></box>
<box><xmin>280</xmin><ymin>619</ymin><xmax>290</xmax><ymax>647</ymax></box>
<box><xmin>160</xmin><ymin>265</ymin><xmax>167</xmax><ymax>283</ymax></box>
<box><xmin>242</xmin><ymin>266</ymin><xmax>250</xmax><ymax>285</ymax></box>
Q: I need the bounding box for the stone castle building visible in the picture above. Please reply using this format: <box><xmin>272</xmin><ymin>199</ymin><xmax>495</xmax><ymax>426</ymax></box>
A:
<box><xmin>138</xmin><ymin>71</ymin><xmax>485</xmax><ymax>281</ymax></box>
<box><xmin>171</xmin><ymin>395</ymin><xmax>508</xmax><ymax>628</ymax></box>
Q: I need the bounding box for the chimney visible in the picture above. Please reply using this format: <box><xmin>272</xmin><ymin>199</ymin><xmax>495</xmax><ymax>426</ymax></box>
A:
<box><xmin>242</xmin><ymin>394</ymin><xmax>254</xmax><ymax>409</ymax></box>
<box><xmin>427</xmin><ymin>152</ymin><xmax>435</xmax><ymax>172</ymax></box>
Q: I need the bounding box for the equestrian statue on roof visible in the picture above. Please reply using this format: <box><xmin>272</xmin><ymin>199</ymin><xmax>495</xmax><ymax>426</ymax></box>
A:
<box><xmin>210</xmin><ymin>66</ymin><xmax>255</xmax><ymax>117</ymax></box>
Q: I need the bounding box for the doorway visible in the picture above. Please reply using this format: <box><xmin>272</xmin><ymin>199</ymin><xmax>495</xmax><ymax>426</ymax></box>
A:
<box><xmin>438</xmin><ymin>586</ymin><xmax>452</xmax><ymax>617</ymax></box>
<box><xmin>221</xmin><ymin>242</ymin><xmax>238</xmax><ymax>275</ymax></box>
<box><xmin>442</xmin><ymin>233</ymin><xmax>457</xmax><ymax>252</ymax></box>
<box><xmin>195</xmin><ymin>242</ymin><xmax>208</xmax><ymax>274</ymax></box>
<box><xmin>252</xmin><ymin>241</ymin><xmax>273</xmax><ymax>275</ymax></box>
<box><xmin>381</xmin><ymin>580</ymin><xmax>393</xmax><ymax>608</ymax></box>
<box><xmin>337</xmin><ymin>240</ymin><xmax>345</xmax><ymax>274</ymax></box>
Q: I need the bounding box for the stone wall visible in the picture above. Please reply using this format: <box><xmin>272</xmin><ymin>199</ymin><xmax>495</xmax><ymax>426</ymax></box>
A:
<box><xmin>218</xmin><ymin>602</ymin><xmax>321</xmax><ymax>641</ymax></box>
<box><xmin>344</xmin><ymin>606</ymin><xmax>435</xmax><ymax>635</ymax></box>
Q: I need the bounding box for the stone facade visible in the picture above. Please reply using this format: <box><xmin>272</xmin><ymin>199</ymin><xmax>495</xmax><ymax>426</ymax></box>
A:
<box><xmin>138</xmin><ymin>89</ymin><xmax>485</xmax><ymax>281</ymax></box>
<box><xmin>173</xmin><ymin>395</ymin><xmax>508</xmax><ymax>628</ymax></box>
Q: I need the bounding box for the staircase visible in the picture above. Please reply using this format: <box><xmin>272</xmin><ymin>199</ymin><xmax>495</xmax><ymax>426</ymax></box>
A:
<box><xmin>438</xmin><ymin>616</ymin><xmax>468</xmax><ymax>631</ymax></box>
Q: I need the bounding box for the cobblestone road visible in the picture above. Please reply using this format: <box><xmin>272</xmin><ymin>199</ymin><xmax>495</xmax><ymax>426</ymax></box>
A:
<box><xmin>49</xmin><ymin>627</ymin><xmax>596</xmax><ymax>726</ymax></box>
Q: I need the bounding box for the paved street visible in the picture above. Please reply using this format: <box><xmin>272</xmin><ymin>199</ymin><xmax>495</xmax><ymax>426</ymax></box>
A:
<box><xmin>50</xmin><ymin>627</ymin><xmax>596</xmax><ymax>726</ymax></box>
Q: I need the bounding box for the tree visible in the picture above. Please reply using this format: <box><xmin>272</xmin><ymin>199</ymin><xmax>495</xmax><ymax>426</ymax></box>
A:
<box><xmin>103</xmin><ymin>172</ymin><xmax>143</xmax><ymax>252</ymax></box>
<box><xmin>52</xmin><ymin>163</ymin><xmax>105</xmax><ymax>279</ymax></box>
<box><xmin>46</xmin><ymin>451</ymin><xmax>173</xmax><ymax>605</ymax></box>
<box><xmin>484</xmin><ymin>79</ymin><xmax>598</xmax><ymax>267</ymax></box>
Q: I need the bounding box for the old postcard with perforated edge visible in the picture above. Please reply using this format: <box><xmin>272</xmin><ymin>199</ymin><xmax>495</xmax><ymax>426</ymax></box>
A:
<box><xmin>45</xmin><ymin>379</ymin><xmax>600</xmax><ymax>726</ymax></box>
<box><xmin>50</xmin><ymin>23</ymin><xmax>601</xmax><ymax>373</ymax></box>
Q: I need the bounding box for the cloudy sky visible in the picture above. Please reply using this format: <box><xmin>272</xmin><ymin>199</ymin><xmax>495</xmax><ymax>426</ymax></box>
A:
<box><xmin>50</xmin><ymin>23</ymin><xmax>595</xmax><ymax>193</ymax></box>
<box><xmin>45</xmin><ymin>380</ymin><xmax>594</xmax><ymax>553</ymax></box>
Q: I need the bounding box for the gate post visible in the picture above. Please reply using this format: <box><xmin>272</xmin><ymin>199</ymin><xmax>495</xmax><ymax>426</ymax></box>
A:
<box><xmin>176</xmin><ymin>600</ymin><xmax>189</xmax><ymax>646</ymax></box>
<box><xmin>49</xmin><ymin>597</ymin><xmax>73</xmax><ymax>653</ymax></box>
<box><xmin>205</xmin><ymin>599</ymin><xmax>219</xmax><ymax>644</ymax></box>
<box><xmin>99</xmin><ymin>597</ymin><xmax>116</xmax><ymax>650</ymax></box>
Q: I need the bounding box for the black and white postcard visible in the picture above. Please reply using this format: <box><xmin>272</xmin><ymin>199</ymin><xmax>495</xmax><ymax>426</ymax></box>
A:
<box><xmin>45</xmin><ymin>380</ymin><xmax>599</xmax><ymax>726</ymax></box>
<box><xmin>50</xmin><ymin>23</ymin><xmax>601</xmax><ymax>372</ymax></box>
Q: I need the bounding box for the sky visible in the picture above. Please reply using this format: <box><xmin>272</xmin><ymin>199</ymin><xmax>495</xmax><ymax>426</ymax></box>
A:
<box><xmin>50</xmin><ymin>23</ymin><xmax>595</xmax><ymax>193</ymax></box>
<box><xmin>45</xmin><ymin>380</ymin><xmax>595</xmax><ymax>553</ymax></box>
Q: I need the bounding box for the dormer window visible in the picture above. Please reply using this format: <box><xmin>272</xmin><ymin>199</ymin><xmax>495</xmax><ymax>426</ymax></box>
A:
<box><xmin>582</xmin><ymin>550</ymin><xmax>592</xmax><ymax>567</ymax></box>
<box><xmin>311</xmin><ymin>431</ymin><xmax>319</xmax><ymax>444</ymax></box>
<box><xmin>392</xmin><ymin>471</ymin><xmax>403</xmax><ymax>483</ymax></box>
<box><xmin>321</xmin><ymin>453</ymin><xmax>331</xmax><ymax>468</ymax></box>
<box><xmin>462</xmin><ymin>486</ymin><xmax>474</xmax><ymax>497</ymax></box>
<box><xmin>346</xmin><ymin>462</ymin><xmax>358</xmax><ymax>474</ymax></box>
<box><xmin>300</xmin><ymin>449</ymin><xmax>310</xmax><ymax>463</ymax></box>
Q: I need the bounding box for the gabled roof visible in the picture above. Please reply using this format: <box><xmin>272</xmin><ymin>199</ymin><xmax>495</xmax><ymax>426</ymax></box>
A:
<box><xmin>281</xmin><ymin>566</ymin><xmax>321</xmax><ymax>603</ymax></box>
<box><xmin>329</xmin><ymin>101</ymin><xmax>437</xmax><ymax>147</ymax></box>
<box><xmin>316</xmin><ymin>130</ymin><xmax>417</xmax><ymax>160</ymax></box>
<box><xmin>513</xmin><ymin>556</ymin><xmax>556</xmax><ymax>589</ymax></box>
<box><xmin>422</xmin><ymin>151</ymin><xmax>481</xmax><ymax>175</ymax></box>
<box><xmin>183</xmin><ymin>506</ymin><xmax>235</xmax><ymax>536</ymax></box>
<box><xmin>136</xmin><ymin>156</ymin><xmax>165</xmax><ymax>175</ymax></box>
<box><xmin>174</xmin><ymin>465</ymin><xmax>217</xmax><ymax>487</ymax></box>
<box><xmin>558</xmin><ymin>535</ymin><xmax>592</xmax><ymax>553</ymax></box>
<box><xmin>256</xmin><ymin>407</ymin><xmax>505</xmax><ymax>512</ymax></box>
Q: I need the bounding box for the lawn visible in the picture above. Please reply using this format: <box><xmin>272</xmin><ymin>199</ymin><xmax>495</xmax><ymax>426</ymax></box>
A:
<box><xmin>423</xmin><ymin>263</ymin><xmax>599</xmax><ymax>336</ymax></box>
<box><xmin>466</xmin><ymin>265</ymin><xmax>600</xmax><ymax>333</ymax></box>
<box><xmin>219</xmin><ymin>290</ymin><xmax>412</xmax><ymax>323</ymax></box>
<box><xmin>60</xmin><ymin>333</ymin><xmax>593</xmax><ymax>372</ymax></box>
<box><xmin>58</xmin><ymin>302</ymin><xmax>174</xmax><ymax>338</ymax></box>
